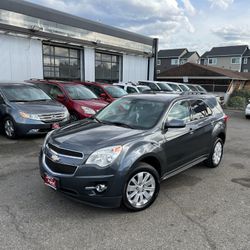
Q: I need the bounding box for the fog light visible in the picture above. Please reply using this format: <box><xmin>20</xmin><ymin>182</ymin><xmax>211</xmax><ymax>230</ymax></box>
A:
<box><xmin>85</xmin><ymin>184</ymin><xmax>107</xmax><ymax>193</ymax></box>
<box><xmin>96</xmin><ymin>184</ymin><xmax>107</xmax><ymax>193</ymax></box>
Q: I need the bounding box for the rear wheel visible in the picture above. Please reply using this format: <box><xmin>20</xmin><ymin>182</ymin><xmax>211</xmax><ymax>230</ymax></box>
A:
<box><xmin>122</xmin><ymin>163</ymin><xmax>160</xmax><ymax>211</ymax></box>
<box><xmin>205</xmin><ymin>138</ymin><xmax>224</xmax><ymax>168</ymax></box>
<box><xmin>245</xmin><ymin>115</ymin><xmax>250</xmax><ymax>119</ymax></box>
<box><xmin>4</xmin><ymin>117</ymin><xmax>17</xmax><ymax>139</ymax></box>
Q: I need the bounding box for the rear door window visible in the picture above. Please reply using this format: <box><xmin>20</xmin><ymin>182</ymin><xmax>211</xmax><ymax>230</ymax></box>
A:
<box><xmin>191</xmin><ymin>100</ymin><xmax>212</xmax><ymax>120</ymax></box>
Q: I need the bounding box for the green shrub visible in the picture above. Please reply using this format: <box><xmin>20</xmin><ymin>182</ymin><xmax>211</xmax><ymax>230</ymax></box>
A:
<box><xmin>231</xmin><ymin>90</ymin><xmax>250</xmax><ymax>100</ymax></box>
<box><xmin>227</xmin><ymin>96</ymin><xmax>246</xmax><ymax>109</ymax></box>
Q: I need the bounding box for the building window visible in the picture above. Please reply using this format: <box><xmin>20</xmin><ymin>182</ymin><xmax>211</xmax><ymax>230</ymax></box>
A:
<box><xmin>231</xmin><ymin>57</ymin><xmax>241</xmax><ymax>64</ymax></box>
<box><xmin>208</xmin><ymin>58</ymin><xmax>217</xmax><ymax>65</ymax></box>
<box><xmin>95</xmin><ymin>52</ymin><xmax>120</xmax><ymax>83</ymax></box>
<box><xmin>243</xmin><ymin>69</ymin><xmax>248</xmax><ymax>72</ymax></box>
<box><xmin>243</xmin><ymin>58</ymin><xmax>248</xmax><ymax>64</ymax></box>
<box><xmin>157</xmin><ymin>70</ymin><xmax>160</xmax><ymax>74</ymax></box>
<box><xmin>157</xmin><ymin>59</ymin><xmax>161</xmax><ymax>65</ymax></box>
<box><xmin>43</xmin><ymin>44</ymin><xmax>80</xmax><ymax>80</ymax></box>
<box><xmin>171</xmin><ymin>59</ymin><xmax>179</xmax><ymax>65</ymax></box>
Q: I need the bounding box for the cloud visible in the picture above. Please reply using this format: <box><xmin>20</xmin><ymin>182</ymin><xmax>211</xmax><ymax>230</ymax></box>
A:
<box><xmin>208</xmin><ymin>0</ymin><xmax>234</xmax><ymax>10</ymax></box>
<box><xmin>27</xmin><ymin>0</ymin><xmax>196</xmax><ymax>50</ymax></box>
<box><xmin>212</xmin><ymin>25</ymin><xmax>250</xmax><ymax>42</ymax></box>
<box><xmin>182</xmin><ymin>0</ymin><xmax>196</xmax><ymax>16</ymax></box>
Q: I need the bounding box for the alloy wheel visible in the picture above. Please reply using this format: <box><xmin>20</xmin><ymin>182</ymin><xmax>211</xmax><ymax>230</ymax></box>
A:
<box><xmin>212</xmin><ymin>141</ymin><xmax>223</xmax><ymax>165</ymax></box>
<box><xmin>126</xmin><ymin>171</ymin><xmax>156</xmax><ymax>209</ymax></box>
<box><xmin>4</xmin><ymin>119</ymin><xmax>15</xmax><ymax>138</ymax></box>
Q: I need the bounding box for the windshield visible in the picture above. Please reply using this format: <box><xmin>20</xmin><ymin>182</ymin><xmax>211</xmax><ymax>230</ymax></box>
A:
<box><xmin>157</xmin><ymin>82</ymin><xmax>173</xmax><ymax>92</ymax></box>
<box><xmin>137</xmin><ymin>86</ymin><xmax>150</xmax><ymax>93</ymax></box>
<box><xmin>167</xmin><ymin>83</ymin><xmax>182</xmax><ymax>92</ymax></box>
<box><xmin>64</xmin><ymin>85</ymin><xmax>98</xmax><ymax>100</ymax></box>
<box><xmin>95</xmin><ymin>97</ymin><xmax>166</xmax><ymax>130</ymax></box>
<box><xmin>104</xmin><ymin>86</ymin><xmax>127</xmax><ymax>98</ymax></box>
<box><xmin>1</xmin><ymin>85</ymin><xmax>51</xmax><ymax>102</ymax></box>
<box><xmin>179</xmin><ymin>84</ymin><xmax>190</xmax><ymax>91</ymax></box>
<box><xmin>187</xmin><ymin>85</ymin><xmax>198</xmax><ymax>91</ymax></box>
<box><xmin>196</xmin><ymin>85</ymin><xmax>207</xmax><ymax>92</ymax></box>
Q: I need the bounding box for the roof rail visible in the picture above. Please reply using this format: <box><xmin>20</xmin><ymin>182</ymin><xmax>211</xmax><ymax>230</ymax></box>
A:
<box><xmin>180</xmin><ymin>91</ymin><xmax>206</xmax><ymax>95</ymax></box>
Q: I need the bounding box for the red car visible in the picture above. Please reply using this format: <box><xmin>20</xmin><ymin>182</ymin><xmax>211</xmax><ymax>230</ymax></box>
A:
<box><xmin>29</xmin><ymin>80</ymin><xmax>108</xmax><ymax>121</ymax></box>
<box><xmin>77</xmin><ymin>81</ymin><xmax>127</xmax><ymax>103</ymax></box>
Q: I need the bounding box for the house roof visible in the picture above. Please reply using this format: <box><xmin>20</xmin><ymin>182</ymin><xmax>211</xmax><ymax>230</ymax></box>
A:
<box><xmin>158</xmin><ymin>48</ymin><xmax>187</xmax><ymax>58</ymax></box>
<box><xmin>243</xmin><ymin>49</ymin><xmax>250</xmax><ymax>57</ymax></box>
<box><xmin>157</xmin><ymin>62</ymin><xmax>250</xmax><ymax>80</ymax></box>
<box><xmin>201</xmin><ymin>45</ymin><xmax>248</xmax><ymax>58</ymax></box>
<box><xmin>180</xmin><ymin>51</ymin><xmax>199</xmax><ymax>59</ymax></box>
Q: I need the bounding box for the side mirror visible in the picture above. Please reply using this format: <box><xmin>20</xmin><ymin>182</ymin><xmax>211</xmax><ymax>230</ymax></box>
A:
<box><xmin>164</xmin><ymin>119</ymin><xmax>186</xmax><ymax>130</ymax></box>
<box><xmin>100</xmin><ymin>93</ymin><xmax>107</xmax><ymax>99</ymax></box>
<box><xmin>56</xmin><ymin>94</ymin><xmax>65</xmax><ymax>101</ymax></box>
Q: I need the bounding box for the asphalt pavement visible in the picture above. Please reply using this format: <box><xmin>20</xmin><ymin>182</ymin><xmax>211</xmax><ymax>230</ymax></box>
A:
<box><xmin>0</xmin><ymin>110</ymin><xmax>249</xmax><ymax>250</ymax></box>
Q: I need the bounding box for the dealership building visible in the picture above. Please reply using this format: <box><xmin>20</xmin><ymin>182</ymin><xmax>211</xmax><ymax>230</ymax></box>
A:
<box><xmin>0</xmin><ymin>0</ymin><xmax>157</xmax><ymax>83</ymax></box>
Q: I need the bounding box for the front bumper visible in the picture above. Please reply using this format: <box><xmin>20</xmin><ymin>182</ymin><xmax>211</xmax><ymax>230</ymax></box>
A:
<box><xmin>39</xmin><ymin>151</ymin><xmax>122</xmax><ymax>208</ymax></box>
<box><xmin>16</xmin><ymin>119</ymin><xmax>69</xmax><ymax>135</ymax></box>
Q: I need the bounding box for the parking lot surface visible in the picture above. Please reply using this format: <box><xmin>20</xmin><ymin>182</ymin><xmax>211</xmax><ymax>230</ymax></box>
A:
<box><xmin>0</xmin><ymin>110</ymin><xmax>249</xmax><ymax>250</ymax></box>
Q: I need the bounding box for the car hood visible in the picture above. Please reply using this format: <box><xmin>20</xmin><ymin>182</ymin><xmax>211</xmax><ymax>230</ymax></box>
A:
<box><xmin>72</xmin><ymin>99</ymin><xmax>108</xmax><ymax>111</ymax></box>
<box><xmin>49</xmin><ymin>120</ymin><xmax>144</xmax><ymax>154</ymax></box>
<box><xmin>11</xmin><ymin>100</ymin><xmax>67</xmax><ymax>114</ymax></box>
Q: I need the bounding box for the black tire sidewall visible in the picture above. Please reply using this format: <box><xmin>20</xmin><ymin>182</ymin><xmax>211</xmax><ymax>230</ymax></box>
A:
<box><xmin>122</xmin><ymin>163</ymin><xmax>160</xmax><ymax>212</ymax></box>
<box><xmin>207</xmin><ymin>138</ymin><xmax>224</xmax><ymax>168</ymax></box>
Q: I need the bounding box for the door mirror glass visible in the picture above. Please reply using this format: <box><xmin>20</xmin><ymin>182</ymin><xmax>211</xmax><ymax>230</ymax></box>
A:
<box><xmin>164</xmin><ymin>119</ymin><xmax>186</xmax><ymax>129</ymax></box>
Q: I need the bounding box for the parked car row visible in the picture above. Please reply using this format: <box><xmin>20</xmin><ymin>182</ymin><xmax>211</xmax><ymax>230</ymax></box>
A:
<box><xmin>0</xmin><ymin>79</ymin><xmax>221</xmax><ymax>139</ymax></box>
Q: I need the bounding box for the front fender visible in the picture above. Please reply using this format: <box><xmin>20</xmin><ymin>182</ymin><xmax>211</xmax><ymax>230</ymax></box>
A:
<box><xmin>119</xmin><ymin>140</ymin><xmax>164</xmax><ymax>175</ymax></box>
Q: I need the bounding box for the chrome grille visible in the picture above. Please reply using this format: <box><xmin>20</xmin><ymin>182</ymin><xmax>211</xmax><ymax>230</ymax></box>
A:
<box><xmin>38</xmin><ymin>112</ymin><xmax>66</xmax><ymax>122</ymax></box>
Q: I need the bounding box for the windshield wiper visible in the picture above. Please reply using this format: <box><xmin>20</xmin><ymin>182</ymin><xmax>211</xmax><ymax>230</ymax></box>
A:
<box><xmin>92</xmin><ymin>117</ymin><xmax>102</xmax><ymax>123</ymax></box>
<box><xmin>105</xmin><ymin>121</ymin><xmax>134</xmax><ymax>129</ymax></box>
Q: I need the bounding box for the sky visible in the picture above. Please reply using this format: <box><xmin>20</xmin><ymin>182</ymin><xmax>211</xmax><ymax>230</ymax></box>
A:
<box><xmin>27</xmin><ymin>0</ymin><xmax>250</xmax><ymax>55</ymax></box>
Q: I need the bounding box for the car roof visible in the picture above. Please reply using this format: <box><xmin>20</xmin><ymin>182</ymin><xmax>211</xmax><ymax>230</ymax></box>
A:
<box><xmin>0</xmin><ymin>81</ymin><xmax>35</xmax><ymax>87</ymax></box>
<box><xmin>30</xmin><ymin>79</ymin><xmax>84</xmax><ymax>87</ymax></box>
<box><xmin>121</xmin><ymin>92</ymin><xmax>216</xmax><ymax>103</ymax></box>
<box><xmin>82</xmin><ymin>81</ymin><xmax>110</xmax><ymax>87</ymax></box>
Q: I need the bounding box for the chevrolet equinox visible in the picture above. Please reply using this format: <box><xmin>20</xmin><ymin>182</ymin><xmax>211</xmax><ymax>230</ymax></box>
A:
<box><xmin>40</xmin><ymin>93</ymin><xmax>227</xmax><ymax>211</ymax></box>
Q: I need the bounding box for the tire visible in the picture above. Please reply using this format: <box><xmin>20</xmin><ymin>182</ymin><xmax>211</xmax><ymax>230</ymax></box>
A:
<box><xmin>3</xmin><ymin>116</ymin><xmax>17</xmax><ymax>139</ymax></box>
<box><xmin>245</xmin><ymin>115</ymin><xmax>250</xmax><ymax>119</ymax></box>
<box><xmin>122</xmin><ymin>162</ymin><xmax>160</xmax><ymax>212</ymax></box>
<box><xmin>204</xmin><ymin>138</ymin><xmax>224</xmax><ymax>168</ymax></box>
<box><xmin>70</xmin><ymin>112</ymin><xmax>79</xmax><ymax>122</ymax></box>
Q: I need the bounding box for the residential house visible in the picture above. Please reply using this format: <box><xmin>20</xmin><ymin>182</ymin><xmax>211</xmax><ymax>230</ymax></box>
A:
<box><xmin>157</xmin><ymin>48</ymin><xmax>199</xmax><ymax>74</ymax></box>
<box><xmin>200</xmin><ymin>45</ymin><xmax>248</xmax><ymax>72</ymax></box>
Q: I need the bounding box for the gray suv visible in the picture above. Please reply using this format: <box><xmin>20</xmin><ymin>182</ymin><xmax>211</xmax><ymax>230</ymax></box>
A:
<box><xmin>0</xmin><ymin>82</ymin><xmax>69</xmax><ymax>139</ymax></box>
<box><xmin>40</xmin><ymin>93</ymin><xmax>227</xmax><ymax>211</ymax></box>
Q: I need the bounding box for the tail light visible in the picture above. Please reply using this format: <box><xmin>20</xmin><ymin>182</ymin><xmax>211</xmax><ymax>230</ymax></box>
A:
<box><xmin>223</xmin><ymin>114</ymin><xmax>229</xmax><ymax>123</ymax></box>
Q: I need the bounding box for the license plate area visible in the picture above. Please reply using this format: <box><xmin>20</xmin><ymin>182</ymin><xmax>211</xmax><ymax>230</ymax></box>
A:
<box><xmin>44</xmin><ymin>173</ymin><xmax>58</xmax><ymax>190</ymax></box>
<box><xmin>52</xmin><ymin>123</ymin><xmax>60</xmax><ymax>129</ymax></box>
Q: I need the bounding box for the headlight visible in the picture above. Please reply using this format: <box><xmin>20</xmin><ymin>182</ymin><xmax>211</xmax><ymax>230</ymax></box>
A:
<box><xmin>86</xmin><ymin>145</ymin><xmax>123</xmax><ymax>168</ymax></box>
<box><xmin>64</xmin><ymin>109</ymin><xmax>70</xmax><ymax>119</ymax></box>
<box><xmin>42</xmin><ymin>130</ymin><xmax>54</xmax><ymax>150</ymax></box>
<box><xmin>81</xmin><ymin>106</ymin><xmax>96</xmax><ymax>115</ymax></box>
<box><xmin>19</xmin><ymin>112</ymin><xmax>40</xmax><ymax>120</ymax></box>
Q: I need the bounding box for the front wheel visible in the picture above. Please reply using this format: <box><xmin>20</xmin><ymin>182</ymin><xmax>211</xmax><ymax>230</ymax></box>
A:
<box><xmin>205</xmin><ymin>138</ymin><xmax>224</xmax><ymax>168</ymax></box>
<box><xmin>122</xmin><ymin>163</ymin><xmax>160</xmax><ymax>212</ymax></box>
<box><xmin>4</xmin><ymin>117</ymin><xmax>17</xmax><ymax>139</ymax></box>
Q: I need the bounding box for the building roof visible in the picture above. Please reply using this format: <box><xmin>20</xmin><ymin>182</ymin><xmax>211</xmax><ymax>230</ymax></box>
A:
<box><xmin>157</xmin><ymin>62</ymin><xmax>250</xmax><ymax>80</ymax></box>
<box><xmin>0</xmin><ymin>0</ymin><xmax>153</xmax><ymax>46</ymax></box>
<box><xmin>158</xmin><ymin>48</ymin><xmax>187</xmax><ymax>58</ymax></box>
<box><xmin>201</xmin><ymin>45</ymin><xmax>248</xmax><ymax>58</ymax></box>
<box><xmin>180</xmin><ymin>51</ymin><xmax>199</xmax><ymax>59</ymax></box>
<box><xmin>243</xmin><ymin>49</ymin><xmax>250</xmax><ymax>57</ymax></box>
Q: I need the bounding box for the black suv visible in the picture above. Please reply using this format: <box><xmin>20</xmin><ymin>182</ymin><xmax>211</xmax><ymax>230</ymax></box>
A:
<box><xmin>40</xmin><ymin>93</ymin><xmax>227</xmax><ymax>211</ymax></box>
